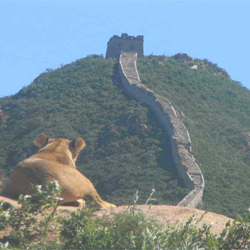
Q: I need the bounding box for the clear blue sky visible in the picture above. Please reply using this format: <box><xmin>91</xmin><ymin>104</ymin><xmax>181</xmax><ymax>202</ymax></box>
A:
<box><xmin>1</xmin><ymin>0</ymin><xmax>250</xmax><ymax>97</ymax></box>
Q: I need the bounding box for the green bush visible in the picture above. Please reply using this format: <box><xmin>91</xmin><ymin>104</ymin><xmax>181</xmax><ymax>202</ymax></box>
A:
<box><xmin>60</xmin><ymin>207</ymin><xmax>250</xmax><ymax>250</ymax></box>
<box><xmin>0</xmin><ymin>184</ymin><xmax>249</xmax><ymax>249</ymax></box>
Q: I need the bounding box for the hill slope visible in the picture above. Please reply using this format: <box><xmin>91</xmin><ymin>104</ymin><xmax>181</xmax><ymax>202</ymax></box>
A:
<box><xmin>137</xmin><ymin>55</ymin><xmax>250</xmax><ymax>216</ymax></box>
<box><xmin>0</xmin><ymin>56</ymin><xmax>187</xmax><ymax>206</ymax></box>
<box><xmin>0</xmin><ymin>54</ymin><xmax>250</xmax><ymax>217</ymax></box>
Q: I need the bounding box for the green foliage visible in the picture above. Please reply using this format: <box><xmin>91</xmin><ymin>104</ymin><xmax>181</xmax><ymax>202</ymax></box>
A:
<box><xmin>1</xmin><ymin>54</ymin><xmax>250</xmax><ymax>217</ymax></box>
<box><xmin>0</xmin><ymin>185</ymin><xmax>249</xmax><ymax>249</ymax></box>
<box><xmin>137</xmin><ymin>55</ymin><xmax>250</xmax><ymax>217</ymax></box>
<box><xmin>0</xmin><ymin>181</ymin><xmax>62</xmax><ymax>249</ymax></box>
<box><xmin>0</xmin><ymin>56</ymin><xmax>187</xmax><ymax>207</ymax></box>
<box><xmin>60</xmin><ymin>203</ymin><xmax>250</xmax><ymax>250</ymax></box>
<box><xmin>217</xmin><ymin>212</ymin><xmax>250</xmax><ymax>250</ymax></box>
<box><xmin>60</xmin><ymin>206</ymin><xmax>162</xmax><ymax>249</ymax></box>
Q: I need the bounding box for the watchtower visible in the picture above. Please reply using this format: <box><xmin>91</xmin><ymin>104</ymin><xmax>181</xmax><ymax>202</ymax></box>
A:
<box><xmin>105</xmin><ymin>33</ymin><xmax>144</xmax><ymax>59</ymax></box>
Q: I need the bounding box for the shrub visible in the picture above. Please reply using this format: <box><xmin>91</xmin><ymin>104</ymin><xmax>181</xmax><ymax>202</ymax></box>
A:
<box><xmin>0</xmin><ymin>181</ymin><xmax>62</xmax><ymax>249</ymax></box>
<box><xmin>0</xmin><ymin>185</ymin><xmax>249</xmax><ymax>249</ymax></box>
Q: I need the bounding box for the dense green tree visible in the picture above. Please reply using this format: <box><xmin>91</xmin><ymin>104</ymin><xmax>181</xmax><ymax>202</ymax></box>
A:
<box><xmin>1</xmin><ymin>54</ymin><xmax>249</xmax><ymax>217</ymax></box>
<box><xmin>137</xmin><ymin>55</ymin><xmax>250</xmax><ymax>216</ymax></box>
<box><xmin>0</xmin><ymin>56</ymin><xmax>187</xmax><ymax>207</ymax></box>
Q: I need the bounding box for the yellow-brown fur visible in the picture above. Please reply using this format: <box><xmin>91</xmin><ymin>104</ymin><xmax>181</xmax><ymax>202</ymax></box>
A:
<box><xmin>3</xmin><ymin>134</ymin><xmax>116</xmax><ymax>209</ymax></box>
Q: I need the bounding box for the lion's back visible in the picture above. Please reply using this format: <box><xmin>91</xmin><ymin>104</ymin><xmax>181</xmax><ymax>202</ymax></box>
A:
<box><xmin>3</xmin><ymin>158</ymin><xmax>57</xmax><ymax>198</ymax></box>
<box><xmin>3</xmin><ymin>157</ymin><xmax>91</xmax><ymax>199</ymax></box>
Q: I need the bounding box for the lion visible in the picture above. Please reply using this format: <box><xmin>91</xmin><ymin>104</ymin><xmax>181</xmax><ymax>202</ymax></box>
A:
<box><xmin>2</xmin><ymin>134</ymin><xmax>116</xmax><ymax>209</ymax></box>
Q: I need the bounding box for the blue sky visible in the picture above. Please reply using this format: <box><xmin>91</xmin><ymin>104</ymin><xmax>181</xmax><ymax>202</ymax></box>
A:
<box><xmin>1</xmin><ymin>0</ymin><xmax>250</xmax><ymax>97</ymax></box>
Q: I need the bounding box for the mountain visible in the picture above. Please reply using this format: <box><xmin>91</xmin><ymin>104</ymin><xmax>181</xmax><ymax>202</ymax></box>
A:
<box><xmin>137</xmin><ymin>54</ymin><xmax>250</xmax><ymax>216</ymax></box>
<box><xmin>0</xmin><ymin>54</ymin><xmax>249</xmax><ymax>217</ymax></box>
<box><xmin>0</xmin><ymin>55</ymin><xmax>188</xmax><ymax>207</ymax></box>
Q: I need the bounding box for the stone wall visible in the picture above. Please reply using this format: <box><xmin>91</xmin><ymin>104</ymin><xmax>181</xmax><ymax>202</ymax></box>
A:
<box><xmin>106</xmin><ymin>33</ymin><xmax>144</xmax><ymax>59</ymax></box>
<box><xmin>118</xmin><ymin>52</ymin><xmax>204</xmax><ymax>207</ymax></box>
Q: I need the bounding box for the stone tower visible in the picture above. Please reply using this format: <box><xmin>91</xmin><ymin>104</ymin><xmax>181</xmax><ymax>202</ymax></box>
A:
<box><xmin>105</xmin><ymin>33</ymin><xmax>144</xmax><ymax>59</ymax></box>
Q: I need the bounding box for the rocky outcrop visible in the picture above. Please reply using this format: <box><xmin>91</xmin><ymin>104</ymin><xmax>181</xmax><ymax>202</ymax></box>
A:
<box><xmin>118</xmin><ymin>52</ymin><xmax>204</xmax><ymax>207</ymax></box>
<box><xmin>190</xmin><ymin>65</ymin><xmax>198</xmax><ymax>70</ymax></box>
<box><xmin>0</xmin><ymin>195</ymin><xmax>232</xmax><ymax>235</ymax></box>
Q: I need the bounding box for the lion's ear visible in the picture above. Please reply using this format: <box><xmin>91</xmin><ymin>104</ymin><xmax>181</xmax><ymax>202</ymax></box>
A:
<box><xmin>72</xmin><ymin>137</ymin><xmax>86</xmax><ymax>151</ymax></box>
<box><xmin>34</xmin><ymin>134</ymin><xmax>49</xmax><ymax>148</ymax></box>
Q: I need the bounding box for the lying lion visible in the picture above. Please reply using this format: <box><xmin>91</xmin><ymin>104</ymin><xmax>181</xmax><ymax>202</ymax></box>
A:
<box><xmin>2</xmin><ymin>134</ymin><xmax>116</xmax><ymax>209</ymax></box>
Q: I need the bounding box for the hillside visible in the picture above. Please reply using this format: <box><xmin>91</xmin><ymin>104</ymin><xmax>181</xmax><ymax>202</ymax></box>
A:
<box><xmin>137</xmin><ymin>55</ymin><xmax>250</xmax><ymax>216</ymax></box>
<box><xmin>0</xmin><ymin>54</ymin><xmax>249</xmax><ymax>217</ymax></box>
<box><xmin>0</xmin><ymin>56</ymin><xmax>188</xmax><ymax>207</ymax></box>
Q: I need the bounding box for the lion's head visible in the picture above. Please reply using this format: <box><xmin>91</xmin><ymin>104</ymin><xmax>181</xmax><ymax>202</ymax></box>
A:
<box><xmin>33</xmin><ymin>134</ymin><xmax>86</xmax><ymax>167</ymax></box>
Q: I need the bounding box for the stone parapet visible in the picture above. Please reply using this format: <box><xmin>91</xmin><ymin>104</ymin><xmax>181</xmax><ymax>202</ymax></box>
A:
<box><xmin>118</xmin><ymin>52</ymin><xmax>204</xmax><ymax>207</ymax></box>
<box><xmin>106</xmin><ymin>33</ymin><xmax>144</xmax><ymax>59</ymax></box>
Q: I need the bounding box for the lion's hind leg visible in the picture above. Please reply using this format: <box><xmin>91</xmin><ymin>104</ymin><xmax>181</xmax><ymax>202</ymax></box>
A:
<box><xmin>77</xmin><ymin>199</ymin><xmax>86</xmax><ymax>208</ymax></box>
<box><xmin>60</xmin><ymin>199</ymin><xmax>86</xmax><ymax>208</ymax></box>
<box><xmin>86</xmin><ymin>192</ymin><xmax>116</xmax><ymax>209</ymax></box>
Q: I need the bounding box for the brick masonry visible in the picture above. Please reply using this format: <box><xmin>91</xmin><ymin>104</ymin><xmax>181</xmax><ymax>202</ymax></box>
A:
<box><xmin>106</xmin><ymin>33</ymin><xmax>144</xmax><ymax>59</ymax></box>
<box><xmin>118</xmin><ymin>52</ymin><xmax>204</xmax><ymax>207</ymax></box>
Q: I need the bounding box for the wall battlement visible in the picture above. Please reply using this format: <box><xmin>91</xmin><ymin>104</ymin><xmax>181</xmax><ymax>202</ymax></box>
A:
<box><xmin>117</xmin><ymin>52</ymin><xmax>205</xmax><ymax>208</ymax></box>
<box><xmin>106</xmin><ymin>33</ymin><xmax>144</xmax><ymax>59</ymax></box>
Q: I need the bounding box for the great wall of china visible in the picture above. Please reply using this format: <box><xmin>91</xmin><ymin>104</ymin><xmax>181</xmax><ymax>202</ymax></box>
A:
<box><xmin>106</xmin><ymin>34</ymin><xmax>204</xmax><ymax>207</ymax></box>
